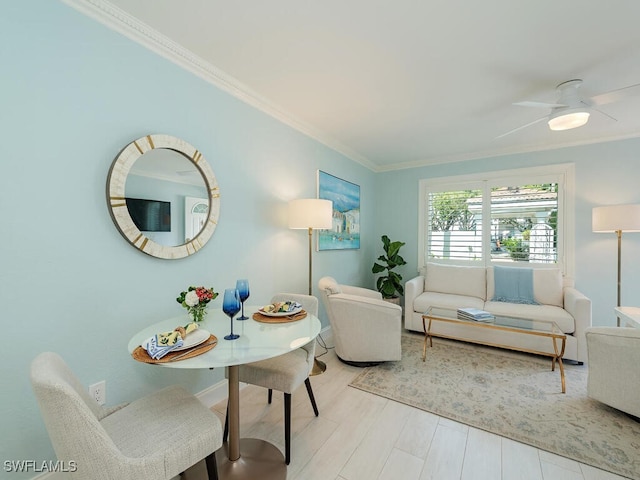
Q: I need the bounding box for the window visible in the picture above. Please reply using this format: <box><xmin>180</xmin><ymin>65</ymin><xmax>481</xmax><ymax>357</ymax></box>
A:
<box><xmin>419</xmin><ymin>164</ymin><xmax>574</xmax><ymax>277</ymax></box>
<box><xmin>428</xmin><ymin>187</ymin><xmax>483</xmax><ymax>261</ymax></box>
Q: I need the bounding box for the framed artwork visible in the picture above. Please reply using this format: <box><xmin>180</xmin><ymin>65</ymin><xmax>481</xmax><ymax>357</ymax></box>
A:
<box><xmin>317</xmin><ymin>170</ymin><xmax>360</xmax><ymax>250</ymax></box>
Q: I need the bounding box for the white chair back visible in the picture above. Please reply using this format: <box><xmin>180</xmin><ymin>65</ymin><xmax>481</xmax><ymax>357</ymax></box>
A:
<box><xmin>30</xmin><ymin>352</ymin><xmax>129</xmax><ymax>477</ymax></box>
<box><xmin>270</xmin><ymin>293</ymin><xmax>318</xmax><ymax>364</ymax></box>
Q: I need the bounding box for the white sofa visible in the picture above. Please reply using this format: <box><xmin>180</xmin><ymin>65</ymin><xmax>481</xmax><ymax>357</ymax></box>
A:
<box><xmin>404</xmin><ymin>263</ymin><xmax>592</xmax><ymax>363</ymax></box>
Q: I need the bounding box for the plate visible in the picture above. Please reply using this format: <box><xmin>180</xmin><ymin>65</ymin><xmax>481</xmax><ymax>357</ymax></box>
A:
<box><xmin>259</xmin><ymin>302</ymin><xmax>303</xmax><ymax>317</ymax></box>
<box><xmin>172</xmin><ymin>328</ymin><xmax>210</xmax><ymax>351</ymax></box>
<box><xmin>144</xmin><ymin>328</ymin><xmax>210</xmax><ymax>352</ymax></box>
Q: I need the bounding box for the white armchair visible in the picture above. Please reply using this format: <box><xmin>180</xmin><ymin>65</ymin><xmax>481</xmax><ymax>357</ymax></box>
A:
<box><xmin>585</xmin><ymin>326</ymin><xmax>640</xmax><ymax>418</ymax></box>
<box><xmin>318</xmin><ymin>276</ymin><xmax>402</xmax><ymax>366</ymax></box>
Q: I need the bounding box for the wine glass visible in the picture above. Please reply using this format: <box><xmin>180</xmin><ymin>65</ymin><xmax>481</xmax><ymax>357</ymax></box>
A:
<box><xmin>236</xmin><ymin>279</ymin><xmax>250</xmax><ymax>320</ymax></box>
<box><xmin>222</xmin><ymin>288</ymin><xmax>241</xmax><ymax>340</ymax></box>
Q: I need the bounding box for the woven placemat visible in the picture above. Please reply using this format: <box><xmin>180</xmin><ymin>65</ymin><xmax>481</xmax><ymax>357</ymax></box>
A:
<box><xmin>131</xmin><ymin>334</ymin><xmax>218</xmax><ymax>364</ymax></box>
<box><xmin>253</xmin><ymin>310</ymin><xmax>307</xmax><ymax>323</ymax></box>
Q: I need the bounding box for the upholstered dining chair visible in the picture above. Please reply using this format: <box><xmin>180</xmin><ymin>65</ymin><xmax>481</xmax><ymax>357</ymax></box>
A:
<box><xmin>224</xmin><ymin>293</ymin><xmax>319</xmax><ymax>464</ymax></box>
<box><xmin>30</xmin><ymin>352</ymin><xmax>222</xmax><ymax>480</ymax></box>
<box><xmin>318</xmin><ymin>276</ymin><xmax>402</xmax><ymax>366</ymax></box>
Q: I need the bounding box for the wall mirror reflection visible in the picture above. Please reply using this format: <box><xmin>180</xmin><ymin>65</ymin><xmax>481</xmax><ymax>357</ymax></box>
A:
<box><xmin>107</xmin><ymin>134</ymin><xmax>220</xmax><ymax>259</ymax></box>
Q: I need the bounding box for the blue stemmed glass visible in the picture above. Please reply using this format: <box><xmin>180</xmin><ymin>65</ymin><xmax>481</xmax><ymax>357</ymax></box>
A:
<box><xmin>222</xmin><ymin>288</ymin><xmax>241</xmax><ymax>340</ymax></box>
<box><xmin>236</xmin><ymin>279</ymin><xmax>250</xmax><ymax>320</ymax></box>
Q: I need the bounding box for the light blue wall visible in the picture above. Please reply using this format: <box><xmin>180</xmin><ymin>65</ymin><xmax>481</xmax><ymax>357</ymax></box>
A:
<box><xmin>375</xmin><ymin>141</ymin><xmax>640</xmax><ymax>330</ymax></box>
<box><xmin>0</xmin><ymin>2</ymin><xmax>375</xmax><ymax>476</ymax></box>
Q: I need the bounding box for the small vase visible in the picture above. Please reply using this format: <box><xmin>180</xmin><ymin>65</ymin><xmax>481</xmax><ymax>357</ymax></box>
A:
<box><xmin>189</xmin><ymin>307</ymin><xmax>206</xmax><ymax>323</ymax></box>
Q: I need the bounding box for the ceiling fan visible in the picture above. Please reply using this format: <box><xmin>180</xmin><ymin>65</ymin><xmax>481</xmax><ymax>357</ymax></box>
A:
<box><xmin>497</xmin><ymin>78</ymin><xmax>640</xmax><ymax>139</ymax></box>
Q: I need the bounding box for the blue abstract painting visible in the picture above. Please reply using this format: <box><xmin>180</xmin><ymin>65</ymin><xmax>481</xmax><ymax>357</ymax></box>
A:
<box><xmin>317</xmin><ymin>170</ymin><xmax>360</xmax><ymax>250</ymax></box>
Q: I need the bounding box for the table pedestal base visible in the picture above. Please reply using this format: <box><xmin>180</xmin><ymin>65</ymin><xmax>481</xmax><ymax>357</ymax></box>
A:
<box><xmin>216</xmin><ymin>438</ymin><xmax>287</xmax><ymax>480</ymax></box>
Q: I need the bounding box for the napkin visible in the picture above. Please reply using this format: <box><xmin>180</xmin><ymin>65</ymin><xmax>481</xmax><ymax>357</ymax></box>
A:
<box><xmin>143</xmin><ymin>322</ymin><xmax>199</xmax><ymax>360</ymax></box>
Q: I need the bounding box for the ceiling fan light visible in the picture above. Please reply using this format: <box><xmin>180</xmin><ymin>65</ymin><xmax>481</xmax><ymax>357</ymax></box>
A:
<box><xmin>547</xmin><ymin>110</ymin><xmax>590</xmax><ymax>131</ymax></box>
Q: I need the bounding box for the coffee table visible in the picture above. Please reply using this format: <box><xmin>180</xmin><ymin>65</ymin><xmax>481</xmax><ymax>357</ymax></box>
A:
<box><xmin>422</xmin><ymin>307</ymin><xmax>567</xmax><ymax>393</ymax></box>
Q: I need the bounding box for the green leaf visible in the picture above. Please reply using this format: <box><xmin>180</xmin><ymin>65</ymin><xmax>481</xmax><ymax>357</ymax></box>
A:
<box><xmin>372</xmin><ymin>263</ymin><xmax>386</xmax><ymax>274</ymax></box>
<box><xmin>389</xmin><ymin>271</ymin><xmax>402</xmax><ymax>283</ymax></box>
<box><xmin>387</xmin><ymin>242</ymin><xmax>403</xmax><ymax>257</ymax></box>
<box><xmin>373</xmin><ymin>235</ymin><xmax>405</xmax><ymax>297</ymax></box>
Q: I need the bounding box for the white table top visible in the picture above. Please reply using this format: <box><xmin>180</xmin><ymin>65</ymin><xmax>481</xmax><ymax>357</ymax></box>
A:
<box><xmin>615</xmin><ymin>306</ymin><xmax>640</xmax><ymax>328</ymax></box>
<box><xmin>128</xmin><ymin>306</ymin><xmax>321</xmax><ymax>369</ymax></box>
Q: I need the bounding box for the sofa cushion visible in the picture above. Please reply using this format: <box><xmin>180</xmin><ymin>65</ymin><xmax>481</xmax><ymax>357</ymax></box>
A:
<box><xmin>414</xmin><ymin>291</ymin><xmax>485</xmax><ymax>314</ymax></box>
<box><xmin>487</xmin><ymin>267</ymin><xmax>563</xmax><ymax>308</ymax></box>
<box><xmin>425</xmin><ymin>263</ymin><xmax>487</xmax><ymax>301</ymax></box>
<box><xmin>483</xmin><ymin>301</ymin><xmax>575</xmax><ymax>333</ymax></box>
<box><xmin>532</xmin><ymin>268</ymin><xmax>564</xmax><ymax>307</ymax></box>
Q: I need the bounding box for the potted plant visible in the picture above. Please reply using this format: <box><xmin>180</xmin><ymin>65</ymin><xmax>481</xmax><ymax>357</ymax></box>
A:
<box><xmin>372</xmin><ymin>235</ymin><xmax>407</xmax><ymax>303</ymax></box>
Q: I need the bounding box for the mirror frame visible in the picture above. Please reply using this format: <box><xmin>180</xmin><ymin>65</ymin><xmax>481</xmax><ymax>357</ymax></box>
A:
<box><xmin>106</xmin><ymin>134</ymin><xmax>220</xmax><ymax>259</ymax></box>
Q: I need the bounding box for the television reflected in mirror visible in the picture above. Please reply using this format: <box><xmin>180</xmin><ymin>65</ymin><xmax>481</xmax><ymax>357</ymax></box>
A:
<box><xmin>125</xmin><ymin>197</ymin><xmax>171</xmax><ymax>232</ymax></box>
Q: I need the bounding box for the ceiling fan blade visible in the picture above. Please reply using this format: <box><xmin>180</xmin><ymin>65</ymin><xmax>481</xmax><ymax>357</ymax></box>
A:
<box><xmin>514</xmin><ymin>100</ymin><xmax>566</xmax><ymax>108</ymax></box>
<box><xmin>495</xmin><ymin>116</ymin><xmax>548</xmax><ymax>139</ymax></box>
<box><xmin>591</xmin><ymin>106</ymin><xmax>618</xmax><ymax>122</ymax></box>
<box><xmin>591</xmin><ymin>82</ymin><xmax>640</xmax><ymax>106</ymax></box>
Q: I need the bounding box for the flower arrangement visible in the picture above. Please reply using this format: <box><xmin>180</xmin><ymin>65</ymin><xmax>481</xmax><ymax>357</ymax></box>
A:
<box><xmin>176</xmin><ymin>286</ymin><xmax>218</xmax><ymax>322</ymax></box>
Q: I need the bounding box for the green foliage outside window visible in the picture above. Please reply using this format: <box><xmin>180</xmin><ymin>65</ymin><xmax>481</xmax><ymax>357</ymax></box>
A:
<box><xmin>502</xmin><ymin>237</ymin><xmax>529</xmax><ymax>261</ymax></box>
<box><xmin>430</xmin><ymin>190</ymin><xmax>478</xmax><ymax>232</ymax></box>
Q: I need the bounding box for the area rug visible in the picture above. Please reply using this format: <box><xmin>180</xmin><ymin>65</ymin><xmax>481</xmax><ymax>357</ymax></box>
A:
<box><xmin>349</xmin><ymin>332</ymin><xmax>640</xmax><ymax>479</ymax></box>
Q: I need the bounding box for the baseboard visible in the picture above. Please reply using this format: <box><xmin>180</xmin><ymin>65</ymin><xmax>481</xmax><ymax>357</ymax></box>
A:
<box><xmin>196</xmin><ymin>377</ymin><xmax>231</xmax><ymax>408</ymax></box>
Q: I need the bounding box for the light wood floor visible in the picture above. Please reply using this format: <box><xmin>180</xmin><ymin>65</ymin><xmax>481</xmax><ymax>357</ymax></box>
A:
<box><xmin>203</xmin><ymin>338</ymin><xmax>627</xmax><ymax>480</ymax></box>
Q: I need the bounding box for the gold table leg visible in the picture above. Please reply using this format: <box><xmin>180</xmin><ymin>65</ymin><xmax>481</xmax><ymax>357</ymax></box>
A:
<box><xmin>551</xmin><ymin>336</ymin><xmax>566</xmax><ymax>394</ymax></box>
<box><xmin>422</xmin><ymin>316</ymin><xmax>434</xmax><ymax>362</ymax></box>
<box><xmin>422</xmin><ymin>335</ymin><xmax>428</xmax><ymax>362</ymax></box>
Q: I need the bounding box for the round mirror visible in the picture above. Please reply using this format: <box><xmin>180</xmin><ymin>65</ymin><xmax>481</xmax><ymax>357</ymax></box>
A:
<box><xmin>107</xmin><ymin>134</ymin><xmax>220</xmax><ymax>259</ymax></box>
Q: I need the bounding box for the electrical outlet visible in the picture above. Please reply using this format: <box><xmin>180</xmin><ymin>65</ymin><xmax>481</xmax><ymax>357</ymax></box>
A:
<box><xmin>89</xmin><ymin>381</ymin><xmax>106</xmax><ymax>406</ymax></box>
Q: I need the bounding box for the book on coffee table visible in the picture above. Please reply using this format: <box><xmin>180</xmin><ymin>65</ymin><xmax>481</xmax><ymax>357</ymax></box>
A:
<box><xmin>457</xmin><ymin>307</ymin><xmax>495</xmax><ymax>322</ymax></box>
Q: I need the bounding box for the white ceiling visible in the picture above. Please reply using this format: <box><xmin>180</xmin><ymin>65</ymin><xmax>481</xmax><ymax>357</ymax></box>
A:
<box><xmin>95</xmin><ymin>0</ymin><xmax>640</xmax><ymax>171</ymax></box>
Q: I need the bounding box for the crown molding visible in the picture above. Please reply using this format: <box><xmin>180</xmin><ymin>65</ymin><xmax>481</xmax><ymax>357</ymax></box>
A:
<box><xmin>59</xmin><ymin>0</ymin><xmax>376</xmax><ymax>171</ymax></box>
<box><xmin>377</xmin><ymin>130</ymin><xmax>640</xmax><ymax>172</ymax></box>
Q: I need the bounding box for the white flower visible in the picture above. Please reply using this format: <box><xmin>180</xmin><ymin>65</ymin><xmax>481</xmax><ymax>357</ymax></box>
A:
<box><xmin>185</xmin><ymin>290</ymin><xmax>200</xmax><ymax>307</ymax></box>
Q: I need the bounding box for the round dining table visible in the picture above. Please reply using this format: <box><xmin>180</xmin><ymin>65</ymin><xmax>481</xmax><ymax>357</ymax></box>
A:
<box><xmin>127</xmin><ymin>306</ymin><xmax>321</xmax><ymax>480</ymax></box>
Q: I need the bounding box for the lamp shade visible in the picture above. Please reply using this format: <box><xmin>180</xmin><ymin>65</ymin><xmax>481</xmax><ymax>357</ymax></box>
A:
<box><xmin>288</xmin><ymin>199</ymin><xmax>333</xmax><ymax>230</ymax></box>
<box><xmin>592</xmin><ymin>204</ymin><xmax>640</xmax><ymax>232</ymax></box>
<box><xmin>548</xmin><ymin>109</ymin><xmax>590</xmax><ymax>131</ymax></box>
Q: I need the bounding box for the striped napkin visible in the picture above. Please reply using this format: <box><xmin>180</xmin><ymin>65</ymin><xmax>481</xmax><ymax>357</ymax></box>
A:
<box><xmin>144</xmin><ymin>322</ymin><xmax>199</xmax><ymax>360</ymax></box>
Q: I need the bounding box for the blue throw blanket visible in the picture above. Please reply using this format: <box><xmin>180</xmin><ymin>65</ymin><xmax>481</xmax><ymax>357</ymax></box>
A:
<box><xmin>492</xmin><ymin>266</ymin><xmax>538</xmax><ymax>305</ymax></box>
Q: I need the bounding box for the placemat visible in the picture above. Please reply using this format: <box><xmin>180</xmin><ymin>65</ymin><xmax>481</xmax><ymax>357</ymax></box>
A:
<box><xmin>253</xmin><ymin>310</ymin><xmax>307</xmax><ymax>323</ymax></box>
<box><xmin>131</xmin><ymin>334</ymin><xmax>218</xmax><ymax>364</ymax></box>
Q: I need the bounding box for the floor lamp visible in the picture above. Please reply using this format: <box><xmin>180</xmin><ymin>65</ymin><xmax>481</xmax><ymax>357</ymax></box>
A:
<box><xmin>592</xmin><ymin>204</ymin><xmax>640</xmax><ymax>326</ymax></box>
<box><xmin>289</xmin><ymin>198</ymin><xmax>333</xmax><ymax>375</ymax></box>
